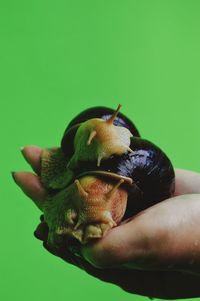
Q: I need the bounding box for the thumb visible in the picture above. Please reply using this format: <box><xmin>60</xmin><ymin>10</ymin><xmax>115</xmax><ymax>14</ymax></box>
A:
<box><xmin>81</xmin><ymin>210</ymin><xmax>151</xmax><ymax>268</ymax></box>
<box><xmin>82</xmin><ymin>194</ymin><xmax>200</xmax><ymax>273</ymax></box>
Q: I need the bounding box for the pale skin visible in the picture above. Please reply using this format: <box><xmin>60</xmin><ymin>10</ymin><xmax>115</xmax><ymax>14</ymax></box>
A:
<box><xmin>13</xmin><ymin>146</ymin><xmax>200</xmax><ymax>299</ymax></box>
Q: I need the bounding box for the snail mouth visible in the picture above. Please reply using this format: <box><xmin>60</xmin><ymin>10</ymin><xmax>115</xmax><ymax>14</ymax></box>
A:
<box><xmin>76</xmin><ymin>170</ymin><xmax>133</xmax><ymax>186</ymax></box>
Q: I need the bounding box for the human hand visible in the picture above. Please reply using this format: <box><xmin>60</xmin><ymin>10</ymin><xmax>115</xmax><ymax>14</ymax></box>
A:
<box><xmin>12</xmin><ymin>146</ymin><xmax>200</xmax><ymax>299</ymax></box>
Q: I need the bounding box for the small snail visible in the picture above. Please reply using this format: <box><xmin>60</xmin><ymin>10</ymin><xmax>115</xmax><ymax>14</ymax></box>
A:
<box><xmin>40</xmin><ymin>105</ymin><xmax>175</xmax><ymax>247</ymax></box>
<box><xmin>60</xmin><ymin>105</ymin><xmax>140</xmax><ymax>158</ymax></box>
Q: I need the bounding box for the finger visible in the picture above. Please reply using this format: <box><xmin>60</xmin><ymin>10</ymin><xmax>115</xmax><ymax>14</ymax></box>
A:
<box><xmin>81</xmin><ymin>198</ymin><xmax>172</xmax><ymax>268</ymax></box>
<box><xmin>40</xmin><ymin>214</ymin><xmax>44</xmax><ymax>221</ymax></box>
<box><xmin>81</xmin><ymin>214</ymin><xmax>145</xmax><ymax>268</ymax></box>
<box><xmin>21</xmin><ymin>145</ymin><xmax>42</xmax><ymax>175</ymax></box>
<box><xmin>12</xmin><ymin>171</ymin><xmax>47</xmax><ymax>210</ymax></box>
<box><xmin>83</xmin><ymin>194</ymin><xmax>200</xmax><ymax>272</ymax></box>
<box><xmin>72</xmin><ymin>264</ymin><xmax>200</xmax><ymax>299</ymax></box>
<box><xmin>34</xmin><ymin>222</ymin><xmax>49</xmax><ymax>241</ymax></box>
<box><xmin>42</xmin><ymin>240</ymin><xmax>85</xmax><ymax>268</ymax></box>
<box><xmin>33</xmin><ymin>225</ymin><xmax>200</xmax><ymax>299</ymax></box>
<box><xmin>175</xmin><ymin>169</ymin><xmax>200</xmax><ymax>195</ymax></box>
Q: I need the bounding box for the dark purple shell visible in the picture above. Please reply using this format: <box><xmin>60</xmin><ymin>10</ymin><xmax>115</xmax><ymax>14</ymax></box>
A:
<box><xmin>61</xmin><ymin>106</ymin><xmax>140</xmax><ymax>156</ymax></box>
<box><xmin>73</xmin><ymin>137</ymin><xmax>175</xmax><ymax>218</ymax></box>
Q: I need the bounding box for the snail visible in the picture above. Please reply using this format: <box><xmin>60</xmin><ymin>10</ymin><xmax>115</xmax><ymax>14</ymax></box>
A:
<box><xmin>60</xmin><ymin>105</ymin><xmax>140</xmax><ymax>159</ymax></box>
<box><xmin>41</xmin><ymin>104</ymin><xmax>140</xmax><ymax>189</ymax></box>
<box><xmin>40</xmin><ymin>105</ymin><xmax>175</xmax><ymax>247</ymax></box>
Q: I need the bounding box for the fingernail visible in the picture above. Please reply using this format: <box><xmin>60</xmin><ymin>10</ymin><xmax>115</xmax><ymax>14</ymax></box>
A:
<box><xmin>11</xmin><ymin>171</ymin><xmax>17</xmax><ymax>184</ymax></box>
<box><xmin>34</xmin><ymin>222</ymin><xmax>49</xmax><ymax>241</ymax></box>
<box><xmin>20</xmin><ymin>146</ymin><xmax>24</xmax><ymax>152</ymax></box>
<box><xmin>34</xmin><ymin>230</ymin><xmax>40</xmax><ymax>239</ymax></box>
<box><xmin>34</xmin><ymin>230</ymin><xmax>43</xmax><ymax>240</ymax></box>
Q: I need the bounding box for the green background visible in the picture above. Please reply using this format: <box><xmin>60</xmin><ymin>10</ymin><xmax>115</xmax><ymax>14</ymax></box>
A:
<box><xmin>1</xmin><ymin>0</ymin><xmax>200</xmax><ymax>300</ymax></box>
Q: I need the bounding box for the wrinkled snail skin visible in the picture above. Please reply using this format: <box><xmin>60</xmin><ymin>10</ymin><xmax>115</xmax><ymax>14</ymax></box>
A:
<box><xmin>67</xmin><ymin>115</ymin><xmax>133</xmax><ymax>169</ymax></box>
<box><xmin>43</xmin><ymin>175</ymin><xmax>128</xmax><ymax>245</ymax></box>
<box><xmin>40</xmin><ymin>105</ymin><xmax>175</xmax><ymax>246</ymax></box>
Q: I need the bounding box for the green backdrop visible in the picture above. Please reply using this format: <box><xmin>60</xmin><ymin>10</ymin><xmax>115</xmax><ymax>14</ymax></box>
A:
<box><xmin>1</xmin><ymin>0</ymin><xmax>200</xmax><ymax>300</ymax></box>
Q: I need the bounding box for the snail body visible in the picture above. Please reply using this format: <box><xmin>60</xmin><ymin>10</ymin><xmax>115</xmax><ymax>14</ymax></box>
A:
<box><xmin>43</xmin><ymin>176</ymin><xmax>128</xmax><ymax>245</ymax></box>
<box><xmin>67</xmin><ymin>105</ymin><xmax>133</xmax><ymax>169</ymax></box>
<box><xmin>61</xmin><ymin>105</ymin><xmax>140</xmax><ymax>156</ymax></box>
<box><xmin>40</xmin><ymin>105</ymin><xmax>175</xmax><ymax>246</ymax></box>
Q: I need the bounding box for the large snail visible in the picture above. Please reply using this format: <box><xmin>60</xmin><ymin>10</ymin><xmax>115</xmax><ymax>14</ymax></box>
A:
<box><xmin>40</xmin><ymin>105</ymin><xmax>175</xmax><ymax>247</ymax></box>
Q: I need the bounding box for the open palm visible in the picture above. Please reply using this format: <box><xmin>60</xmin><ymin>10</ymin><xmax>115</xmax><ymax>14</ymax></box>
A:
<box><xmin>13</xmin><ymin>146</ymin><xmax>200</xmax><ymax>299</ymax></box>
